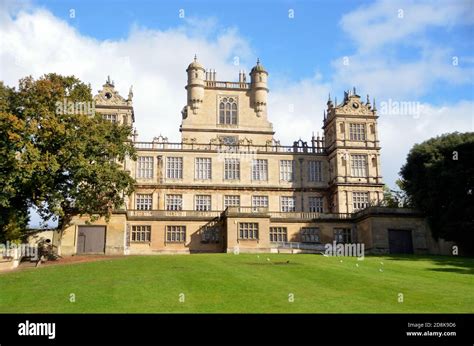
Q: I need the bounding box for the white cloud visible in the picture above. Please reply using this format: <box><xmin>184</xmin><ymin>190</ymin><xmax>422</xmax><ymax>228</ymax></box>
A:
<box><xmin>0</xmin><ymin>8</ymin><xmax>254</xmax><ymax>143</ymax></box>
<box><xmin>333</xmin><ymin>0</ymin><xmax>474</xmax><ymax>100</ymax></box>
<box><xmin>269</xmin><ymin>74</ymin><xmax>331</xmax><ymax>144</ymax></box>
<box><xmin>340</xmin><ymin>0</ymin><xmax>474</xmax><ymax>52</ymax></box>
<box><xmin>331</xmin><ymin>47</ymin><xmax>472</xmax><ymax>100</ymax></box>
<box><xmin>379</xmin><ymin>100</ymin><xmax>474</xmax><ymax>187</ymax></box>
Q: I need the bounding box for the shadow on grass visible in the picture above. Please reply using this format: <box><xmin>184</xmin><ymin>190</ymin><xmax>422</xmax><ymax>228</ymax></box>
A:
<box><xmin>382</xmin><ymin>254</ymin><xmax>474</xmax><ymax>275</ymax></box>
<box><xmin>244</xmin><ymin>261</ymin><xmax>301</xmax><ymax>266</ymax></box>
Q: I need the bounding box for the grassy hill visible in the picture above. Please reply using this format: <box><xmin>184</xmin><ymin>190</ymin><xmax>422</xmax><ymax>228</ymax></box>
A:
<box><xmin>0</xmin><ymin>254</ymin><xmax>472</xmax><ymax>313</ymax></box>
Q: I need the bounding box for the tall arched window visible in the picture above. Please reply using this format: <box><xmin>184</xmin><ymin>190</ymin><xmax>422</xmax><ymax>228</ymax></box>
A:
<box><xmin>219</xmin><ymin>97</ymin><xmax>237</xmax><ymax>124</ymax></box>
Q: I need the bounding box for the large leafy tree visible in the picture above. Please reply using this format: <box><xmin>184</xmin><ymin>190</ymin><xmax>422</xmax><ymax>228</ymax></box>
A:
<box><xmin>0</xmin><ymin>74</ymin><xmax>136</xmax><ymax>242</ymax></box>
<box><xmin>399</xmin><ymin>132</ymin><xmax>474</xmax><ymax>254</ymax></box>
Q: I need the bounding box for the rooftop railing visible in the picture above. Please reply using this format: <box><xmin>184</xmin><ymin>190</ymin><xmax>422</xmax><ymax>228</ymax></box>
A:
<box><xmin>128</xmin><ymin>208</ymin><xmax>352</xmax><ymax>220</ymax></box>
<box><xmin>268</xmin><ymin>211</ymin><xmax>352</xmax><ymax>220</ymax></box>
<box><xmin>223</xmin><ymin>207</ymin><xmax>352</xmax><ymax>220</ymax></box>
<box><xmin>127</xmin><ymin>207</ymin><xmax>414</xmax><ymax>221</ymax></box>
<box><xmin>205</xmin><ymin>81</ymin><xmax>250</xmax><ymax>89</ymax></box>
<box><xmin>128</xmin><ymin>210</ymin><xmax>222</xmax><ymax>218</ymax></box>
<box><xmin>224</xmin><ymin>206</ymin><xmax>269</xmax><ymax>215</ymax></box>
<box><xmin>134</xmin><ymin>140</ymin><xmax>326</xmax><ymax>154</ymax></box>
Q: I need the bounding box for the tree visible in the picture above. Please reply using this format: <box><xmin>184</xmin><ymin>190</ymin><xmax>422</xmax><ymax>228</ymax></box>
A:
<box><xmin>0</xmin><ymin>74</ymin><xmax>136</xmax><ymax>242</ymax></box>
<box><xmin>399</xmin><ymin>132</ymin><xmax>474</xmax><ymax>254</ymax></box>
<box><xmin>381</xmin><ymin>180</ymin><xmax>412</xmax><ymax>208</ymax></box>
<box><xmin>0</xmin><ymin>81</ymin><xmax>31</xmax><ymax>241</ymax></box>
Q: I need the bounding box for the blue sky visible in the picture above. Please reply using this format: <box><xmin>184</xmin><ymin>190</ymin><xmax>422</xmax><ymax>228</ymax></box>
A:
<box><xmin>32</xmin><ymin>0</ymin><xmax>474</xmax><ymax>102</ymax></box>
<box><xmin>1</xmin><ymin>0</ymin><xmax>473</xmax><ymax>227</ymax></box>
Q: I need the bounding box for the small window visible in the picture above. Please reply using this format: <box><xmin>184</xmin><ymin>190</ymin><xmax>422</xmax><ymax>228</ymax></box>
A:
<box><xmin>252</xmin><ymin>196</ymin><xmax>269</xmax><ymax>210</ymax></box>
<box><xmin>195</xmin><ymin>195</ymin><xmax>211</xmax><ymax>211</ymax></box>
<box><xmin>224</xmin><ymin>158</ymin><xmax>240</xmax><ymax>180</ymax></box>
<box><xmin>238</xmin><ymin>222</ymin><xmax>259</xmax><ymax>240</ymax></box>
<box><xmin>270</xmin><ymin>227</ymin><xmax>288</xmax><ymax>242</ymax></box>
<box><xmin>353</xmin><ymin>192</ymin><xmax>369</xmax><ymax>211</ymax></box>
<box><xmin>166</xmin><ymin>157</ymin><xmax>183</xmax><ymax>179</ymax></box>
<box><xmin>166</xmin><ymin>194</ymin><xmax>183</xmax><ymax>211</ymax></box>
<box><xmin>281</xmin><ymin>196</ymin><xmax>296</xmax><ymax>212</ymax></box>
<box><xmin>308</xmin><ymin>197</ymin><xmax>323</xmax><ymax>213</ymax></box>
<box><xmin>166</xmin><ymin>226</ymin><xmax>186</xmax><ymax>243</ymax></box>
<box><xmin>280</xmin><ymin>160</ymin><xmax>294</xmax><ymax>182</ymax></box>
<box><xmin>308</xmin><ymin>161</ymin><xmax>322</xmax><ymax>182</ymax></box>
<box><xmin>224</xmin><ymin>195</ymin><xmax>240</xmax><ymax>208</ymax></box>
<box><xmin>201</xmin><ymin>226</ymin><xmax>220</xmax><ymax>243</ymax></box>
<box><xmin>334</xmin><ymin>228</ymin><xmax>352</xmax><ymax>244</ymax></box>
<box><xmin>252</xmin><ymin>159</ymin><xmax>268</xmax><ymax>181</ymax></box>
<box><xmin>351</xmin><ymin>155</ymin><xmax>367</xmax><ymax>177</ymax></box>
<box><xmin>195</xmin><ymin>158</ymin><xmax>212</xmax><ymax>180</ymax></box>
<box><xmin>349</xmin><ymin>123</ymin><xmax>366</xmax><ymax>141</ymax></box>
<box><xmin>137</xmin><ymin>156</ymin><xmax>154</xmax><ymax>179</ymax></box>
<box><xmin>136</xmin><ymin>194</ymin><xmax>152</xmax><ymax>210</ymax></box>
<box><xmin>301</xmin><ymin>227</ymin><xmax>320</xmax><ymax>243</ymax></box>
<box><xmin>103</xmin><ymin>114</ymin><xmax>117</xmax><ymax>123</ymax></box>
<box><xmin>131</xmin><ymin>225</ymin><xmax>151</xmax><ymax>242</ymax></box>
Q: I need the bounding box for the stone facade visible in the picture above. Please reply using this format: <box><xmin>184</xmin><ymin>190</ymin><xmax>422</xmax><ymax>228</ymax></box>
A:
<box><xmin>60</xmin><ymin>58</ymin><xmax>440</xmax><ymax>256</ymax></box>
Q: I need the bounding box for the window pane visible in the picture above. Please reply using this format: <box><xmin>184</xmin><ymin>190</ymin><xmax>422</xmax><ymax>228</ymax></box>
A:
<box><xmin>218</xmin><ymin>97</ymin><xmax>238</xmax><ymax>125</ymax></box>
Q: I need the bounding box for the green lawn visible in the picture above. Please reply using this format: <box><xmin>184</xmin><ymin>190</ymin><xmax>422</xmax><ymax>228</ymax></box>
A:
<box><xmin>0</xmin><ymin>254</ymin><xmax>473</xmax><ymax>313</ymax></box>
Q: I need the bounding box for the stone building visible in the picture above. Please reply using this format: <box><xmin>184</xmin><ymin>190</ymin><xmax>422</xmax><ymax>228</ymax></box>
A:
<box><xmin>60</xmin><ymin>58</ymin><xmax>435</xmax><ymax>256</ymax></box>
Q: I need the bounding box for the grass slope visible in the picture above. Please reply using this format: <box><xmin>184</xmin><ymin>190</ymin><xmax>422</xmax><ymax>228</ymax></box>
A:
<box><xmin>0</xmin><ymin>254</ymin><xmax>472</xmax><ymax>313</ymax></box>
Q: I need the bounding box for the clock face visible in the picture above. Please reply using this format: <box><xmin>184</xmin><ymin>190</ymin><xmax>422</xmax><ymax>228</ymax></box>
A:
<box><xmin>352</xmin><ymin>102</ymin><xmax>359</xmax><ymax>109</ymax></box>
<box><xmin>105</xmin><ymin>92</ymin><xmax>112</xmax><ymax>99</ymax></box>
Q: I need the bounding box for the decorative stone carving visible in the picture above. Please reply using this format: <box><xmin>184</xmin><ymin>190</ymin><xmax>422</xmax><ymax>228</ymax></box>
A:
<box><xmin>266</xmin><ymin>138</ymin><xmax>281</xmax><ymax>146</ymax></box>
<box><xmin>152</xmin><ymin>134</ymin><xmax>168</xmax><ymax>143</ymax></box>
<box><xmin>94</xmin><ymin>78</ymin><xmax>130</xmax><ymax>107</ymax></box>
<box><xmin>181</xmin><ymin>106</ymin><xmax>188</xmax><ymax>119</ymax></box>
<box><xmin>239</xmin><ymin>137</ymin><xmax>253</xmax><ymax>145</ymax></box>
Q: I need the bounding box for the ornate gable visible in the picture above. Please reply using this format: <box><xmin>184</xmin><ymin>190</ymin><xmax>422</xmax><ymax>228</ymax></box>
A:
<box><xmin>94</xmin><ymin>76</ymin><xmax>132</xmax><ymax>107</ymax></box>
<box><xmin>334</xmin><ymin>89</ymin><xmax>376</xmax><ymax>117</ymax></box>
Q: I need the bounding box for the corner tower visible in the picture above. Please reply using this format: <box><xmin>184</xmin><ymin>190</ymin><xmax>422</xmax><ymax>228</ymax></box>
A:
<box><xmin>323</xmin><ymin>88</ymin><xmax>384</xmax><ymax>213</ymax></box>
<box><xmin>249</xmin><ymin>59</ymin><xmax>269</xmax><ymax>118</ymax></box>
<box><xmin>185</xmin><ymin>55</ymin><xmax>206</xmax><ymax>115</ymax></box>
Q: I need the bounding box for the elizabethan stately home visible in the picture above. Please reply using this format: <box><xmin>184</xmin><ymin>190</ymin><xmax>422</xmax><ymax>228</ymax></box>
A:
<box><xmin>60</xmin><ymin>57</ymin><xmax>438</xmax><ymax>256</ymax></box>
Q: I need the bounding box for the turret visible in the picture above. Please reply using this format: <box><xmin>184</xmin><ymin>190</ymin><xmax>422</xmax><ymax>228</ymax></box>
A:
<box><xmin>323</xmin><ymin>88</ymin><xmax>384</xmax><ymax>212</ymax></box>
<box><xmin>185</xmin><ymin>55</ymin><xmax>205</xmax><ymax>114</ymax></box>
<box><xmin>250</xmin><ymin>58</ymin><xmax>269</xmax><ymax>117</ymax></box>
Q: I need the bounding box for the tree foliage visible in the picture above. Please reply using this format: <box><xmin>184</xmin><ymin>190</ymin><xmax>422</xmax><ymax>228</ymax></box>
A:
<box><xmin>399</xmin><ymin>132</ymin><xmax>474</xmax><ymax>253</ymax></box>
<box><xmin>381</xmin><ymin>181</ymin><xmax>412</xmax><ymax>208</ymax></box>
<box><xmin>0</xmin><ymin>74</ymin><xmax>136</xmax><ymax>241</ymax></box>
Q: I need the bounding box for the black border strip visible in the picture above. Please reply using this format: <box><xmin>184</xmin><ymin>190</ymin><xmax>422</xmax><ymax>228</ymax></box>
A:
<box><xmin>0</xmin><ymin>313</ymin><xmax>472</xmax><ymax>345</ymax></box>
